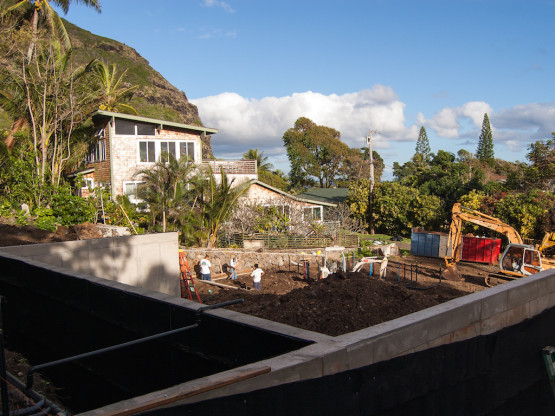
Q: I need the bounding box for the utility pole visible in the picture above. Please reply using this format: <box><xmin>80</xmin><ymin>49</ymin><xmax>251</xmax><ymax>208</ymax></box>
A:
<box><xmin>366</xmin><ymin>130</ymin><xmax>375</xmax><ymax>235</ymax></box>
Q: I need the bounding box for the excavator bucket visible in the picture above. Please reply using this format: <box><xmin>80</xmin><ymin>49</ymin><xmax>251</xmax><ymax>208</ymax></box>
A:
<box><xmin>441</xmin><ymin>263</ymin><xmax>462</xmax><ymax>281</ymax></box>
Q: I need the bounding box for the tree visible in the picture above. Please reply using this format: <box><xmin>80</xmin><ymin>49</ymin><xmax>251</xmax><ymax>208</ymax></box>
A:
<box><xmin>345</xmin><ymin>178</ymin><xmax>370</xmax><ymax>226</ymax></box>
<box><xmin>415</xmin><ymin>126</ymin><xmax>431</xmax><ymax>163</ymax></box>
<box><xmin>197</xmin><ymin>167</ymin><xmax>251</xmax><ymax>247</ymax></box>
<box><xmin>3</xmin><ymin>0</ymin><xmax>101</xmax><ymax>62</ymax></box>
<box><xmin>258</xmin><ymin>170</ymin><xmax>289</xmax><ymax>191</ymax></box>
<box><xmin>93</xmin><ymin>61</ymin><xmax>137</xmax><ymax>115</ymax></box>
<box><xmin>135</xmin><ymin>154</ymin><xmax>196</xmax><ymax>233</ymax></box>
<box><xmin>337</xmin><ymin>147</ymin><xmax>384</xmax><ymax>187</ymax></box>
<box><xmin>524</xmin><ymin>136</ymin><xmax>554</xmax><ymax>191</ymax></box>
<box><xmin>242</xmin><ymin>148</ymin><xmax>273</xmax><ymax>172</ymax></box>
<box><xmin>372</xmin><ymin>182</ymin><xmax>443</xmax><ymax>236</ymax></box>
<box><xmin>0</xmin><ymin>33</ymin><xmax>98</xmax><ymax>187</ymax></box>
<box><xmin>283</xmin><ymin>117</ymin><xmax>350</xmax><ymax>188</ymax></box>
<box><xmin>476</xmin><ymin>113</ymin><xmax>495</xmax><ymax>166</ymax></box>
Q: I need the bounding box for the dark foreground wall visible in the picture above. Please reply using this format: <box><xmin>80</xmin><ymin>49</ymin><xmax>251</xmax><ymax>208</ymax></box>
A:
<box><xmin>0</xmin><ymin>253</ymin><xmax>313</xmax><ymax>414</ymax></box>
<box><xmin>142</xmin><ymin>306</ymin><xmax>555</xmax><ymax>416</ymax></box>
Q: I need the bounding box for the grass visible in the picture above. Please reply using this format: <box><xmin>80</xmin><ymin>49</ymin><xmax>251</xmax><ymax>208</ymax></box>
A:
<box><xmin>358</xmin><ymin>233</ymin><xmax>411</xmax><ymax>244</ymax></box>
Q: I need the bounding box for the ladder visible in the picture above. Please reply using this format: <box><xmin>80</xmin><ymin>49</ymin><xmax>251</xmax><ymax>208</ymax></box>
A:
<box><xmin>179</xmin><ymin>251</ymin><xmax>201</xmax><ymax>302</ymax></box>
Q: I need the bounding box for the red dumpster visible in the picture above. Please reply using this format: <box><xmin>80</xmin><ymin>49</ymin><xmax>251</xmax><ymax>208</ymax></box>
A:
<box><xmin>462</xmin><ymin>236</ymin><xmax>501</xmax><ymax>264</ymax></box>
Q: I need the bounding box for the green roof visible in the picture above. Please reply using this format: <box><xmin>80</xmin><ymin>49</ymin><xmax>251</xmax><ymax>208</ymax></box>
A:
<box><xmin>92</xmin><ymin>110</ymin><xmax>218</xmax><ymax>134</ymax></box>
<box><xmin>297</xmin><ymin>188</ymin><xmax>349</xmax><ymax>204</ymax></box>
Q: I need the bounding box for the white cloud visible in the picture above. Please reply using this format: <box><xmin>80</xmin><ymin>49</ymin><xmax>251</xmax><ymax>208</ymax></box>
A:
<box><xmin>192</xmin><ymin>89</ymin><xmax>555</xmax><ymax>173</ymax></box>
<box><xmin>201</xmin><ymin>0</ymin><xmax>235</xmax><ymax>13</ymax></box>
<box><xmin>192</xmin><ymin>86</ymin><xmax>416</xmax><ymax>159</ymax></box>
<box><xmin>418</xmin><ymin>101</ymin><xmax>493</xmax><ymax>139</ymax></box>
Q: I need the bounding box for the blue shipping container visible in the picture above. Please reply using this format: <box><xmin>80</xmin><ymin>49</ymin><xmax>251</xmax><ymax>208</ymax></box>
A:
<box><xmin>411</xmin><ymin>231</ymin><xmax>441</xmax><ymax>257</ymax></box>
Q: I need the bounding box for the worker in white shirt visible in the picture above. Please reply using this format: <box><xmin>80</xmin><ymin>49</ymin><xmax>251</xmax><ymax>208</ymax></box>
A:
<box><xmin>228</xmin><ymin>256</ymin><xmax>239</xmax><ymax>280</ymax></box>
<box><xmin>250</xmin><ymin>264</ymin><xmax>264</xmax><ymax>290</ymax></box>
<box><xmin>199</xmin><ymin>254</ymin><xmax>212</xmax><ymax>281</ymax></box>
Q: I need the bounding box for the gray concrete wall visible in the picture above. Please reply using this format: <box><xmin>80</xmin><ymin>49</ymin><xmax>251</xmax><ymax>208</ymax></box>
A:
<box><xmin>0</xmin><ymin>232</ymin><xmax>180</xmax><ymax>296</ymax></box>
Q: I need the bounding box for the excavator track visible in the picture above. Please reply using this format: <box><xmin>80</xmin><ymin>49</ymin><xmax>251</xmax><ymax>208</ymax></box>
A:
<box><xmin>485</xmin><ymin>272</ymin><xmax>520</xmax><ymax>287</ymax></box>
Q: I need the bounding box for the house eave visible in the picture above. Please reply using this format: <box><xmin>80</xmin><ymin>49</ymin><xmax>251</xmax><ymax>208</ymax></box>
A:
<box><xmin>91</xmin><ymin>110</ymin><xmax>219</xmax><ymax>135</ymax></box>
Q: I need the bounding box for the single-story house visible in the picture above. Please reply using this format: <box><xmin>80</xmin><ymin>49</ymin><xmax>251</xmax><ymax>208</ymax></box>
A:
<box><xmin>75</xmin><ymin>110</ymin><xmax>257</xmax><ymax>201</ymax></box>
<box><xmin>243</xmin><ymin>180</ymin><xmax>337</xmax><ymax>223</ymax></box>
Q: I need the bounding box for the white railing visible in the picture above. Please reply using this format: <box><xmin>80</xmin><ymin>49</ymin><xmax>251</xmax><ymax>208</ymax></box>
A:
<box><xmin>201</xmin><ymin>159</ymin><xmax>257</xmax><ymax>175</ymax></box>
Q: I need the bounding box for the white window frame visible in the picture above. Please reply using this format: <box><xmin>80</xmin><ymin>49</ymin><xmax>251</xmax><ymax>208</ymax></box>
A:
<box><xmin>303</xmin><ymin>206</ymin><xmax>323</xmax><ymax>222</ymax></box>
<box><xmin>123</xmin><ymin>181</ymin><xmax>145</xmax><ymax>204</ymax></box>
<box><xmin>263</xmin><ymin>203</ymin><xmax>291</xmax><ymax>220</ymax></box>
<box><xmin>81</xmin><ymin>178</ymin><xmax>94</xmax><ymax>190</ymax></box>
<box><xmin>137</xmin><ymin>140</ymin><xmax>197</xmax><ymax>164</ymax></box>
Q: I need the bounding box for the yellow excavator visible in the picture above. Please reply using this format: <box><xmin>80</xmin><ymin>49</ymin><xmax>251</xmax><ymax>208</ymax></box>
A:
<box><xmin>444</xmin><ymin>204</ymin><xmax>549</xmax><ymax>286</ymax></box>
<box><xmin>538</xmin><ymin>231</ymin><xmax>555</xmax><ymax>269</ymax></box>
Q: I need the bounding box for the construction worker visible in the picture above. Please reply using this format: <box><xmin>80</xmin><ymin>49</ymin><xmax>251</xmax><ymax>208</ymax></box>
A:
<box><xmin>228</xmin><ymin>256</ymin><xmax>239</xmax><ymax>280</ymax></box>
<box><xmin>199</xmin><ymin>254</ymin><xmax>212</xmax><ymax>281</ymax></box>
<box><xmin>251</xmin><ymin>264</ymin><xmax>264</xmax><ymax>290</ymax></box>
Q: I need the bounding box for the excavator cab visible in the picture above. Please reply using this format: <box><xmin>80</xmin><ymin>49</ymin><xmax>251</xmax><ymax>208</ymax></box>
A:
<box><xmin>499</xmin><ymin>244</ymin><xmax>543</xmax><ymax>276</ymax></box>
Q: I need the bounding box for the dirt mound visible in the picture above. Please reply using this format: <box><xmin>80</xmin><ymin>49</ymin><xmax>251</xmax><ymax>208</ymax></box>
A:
<box><xmin>0</xmin><ymin>221</ymin><xmax>108</xmax><ymax>247</ymax></box>
<box><xmin>200</xmin><ymin>270</ymin><xmax>470</xmax><ymax>336</ymax></box>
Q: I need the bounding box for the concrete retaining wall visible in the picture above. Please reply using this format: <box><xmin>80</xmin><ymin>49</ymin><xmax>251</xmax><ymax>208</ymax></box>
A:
<box><xmin>181</xmin><ymin>247</ymin><xmax>357</xmax><ymax>276</ymax></box>
<box><xmin>85</xmin><ymin>268</ymin><xmax>555</xmax><ymax>415</ymax></box>
<box><xmin>0</xmin><ymin>232</ymin><xmax>180</xmax><ymax>296</ymax></box>
<box><xmin>144</xmin><ymin>270</ymin><xmax>555</xmax><ymax>409</ymax></box>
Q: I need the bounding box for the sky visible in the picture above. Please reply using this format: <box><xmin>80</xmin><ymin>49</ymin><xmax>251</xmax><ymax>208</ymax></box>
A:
<box><xmin>56</xmin><ymin>0</ymin><xmax>555</xmax><ymax>179</ymax></box>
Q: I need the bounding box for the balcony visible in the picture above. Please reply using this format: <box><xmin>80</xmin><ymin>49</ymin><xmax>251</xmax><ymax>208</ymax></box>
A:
<box><xmin>201</xmin><ymin>159</ymin><xmax>257</xmax><ymax>175</ymax></box>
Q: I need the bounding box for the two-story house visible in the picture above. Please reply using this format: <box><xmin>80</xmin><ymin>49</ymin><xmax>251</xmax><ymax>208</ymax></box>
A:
<box><xmin>79</xmin><ymin>110</ymin><xmax>258</xmax><ymax>201</ymax></box>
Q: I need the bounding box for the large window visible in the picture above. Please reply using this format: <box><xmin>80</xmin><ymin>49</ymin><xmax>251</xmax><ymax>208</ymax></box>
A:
<box><xmin>179</xmin><ymin>142</ymin><xmax>195</xmax><ymax>161</ymax></box>
<box><xmin>139</xmin><ymin>141</ymin><xmax>156</xmax><ymax>162</ymax></box>
<box><xmin>115</xmin><ymin>119</ymin><xmax>156</xmax><ymax>136</ymax></box>
<box><xmin>160</xmin><ymin>141</ymin><xmax>177</xmax><ymax>160</ymax></box>
<box><xmin>138</xmin><ymin>140</ymin><xmax>196</xmax><ymax>163</ymax></box>
<box><xmin>303</xmin><ymin>206</ymin><xmax>322</xmax><ymax>222</ymax></box>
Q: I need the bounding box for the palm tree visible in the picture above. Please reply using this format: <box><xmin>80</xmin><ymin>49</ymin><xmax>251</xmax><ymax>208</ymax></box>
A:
<box><xmin>93</xmin><ymin>61</ymin><xmax>138</xmax><ymax>115</ymax></box>
<box><xmin>134</xmin><ymin>154</ymin><xmax>196</xmax><ymax>233</ymax></box>
<box><xmin>194</xmin><ymin>166</ymin><xmax>251</xmax><ymax>248</ymax></box>
<box><xmin>2</xmin><ymin>0</ymin><xmax>101</xmax><ymax>61</ymax></box>
<box><xmin>242</xmin><ymin>148</ymin><xmax>273</xmax><ymax>172</ymax></box>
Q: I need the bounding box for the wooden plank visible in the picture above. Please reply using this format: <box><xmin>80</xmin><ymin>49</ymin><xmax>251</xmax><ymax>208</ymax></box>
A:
<box><xmin>195</xmin><ymin>279</ymin><xmax>240</xmax><ymax>290</ymax></box>
<box><xmin>99</xmin><ymin>366</ymin><xmax>271</xmax><ymax>416</ymax></box>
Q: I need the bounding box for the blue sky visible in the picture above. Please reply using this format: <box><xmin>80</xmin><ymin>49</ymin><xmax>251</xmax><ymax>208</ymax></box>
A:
<box><xmin>57</xmin><ymin>0</ymin><xmax>555</xmax><ymax>179</ymax></box>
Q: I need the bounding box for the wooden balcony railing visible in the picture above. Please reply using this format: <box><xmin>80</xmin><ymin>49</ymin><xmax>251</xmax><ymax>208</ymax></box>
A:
<box><xmin>201</xmin><ymin>159</ymin><xmax>257</xmax><ymax>175</ymax></box>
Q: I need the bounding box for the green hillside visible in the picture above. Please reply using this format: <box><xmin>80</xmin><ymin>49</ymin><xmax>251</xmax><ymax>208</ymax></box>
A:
<box><xmin>1</xmin><ymin>16</ymin><xmax>213</xmax><ymax>154</ymax></box>
<box><xmin>63</xmin><ymin>19</ymin><xmax>201</xmax><ymax>125</ymax></box>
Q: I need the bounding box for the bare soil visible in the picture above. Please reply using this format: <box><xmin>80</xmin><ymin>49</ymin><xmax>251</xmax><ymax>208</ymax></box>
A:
<box><xmin>194</xmin><ymin>256</ymin><xmax>497</xmax><ymax>337</ymax></box>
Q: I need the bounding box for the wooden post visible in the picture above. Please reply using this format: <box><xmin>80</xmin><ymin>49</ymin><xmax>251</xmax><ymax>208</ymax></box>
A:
<box><xmin>367</xmin><ymin>130</ymin><xmax>375</xmax><ymax>235</ymax></box>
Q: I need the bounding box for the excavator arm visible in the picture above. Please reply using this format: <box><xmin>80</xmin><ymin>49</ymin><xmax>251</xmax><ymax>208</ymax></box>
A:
<box><xmin>539</xmin><ymin>232</ymin><xmax>555</xmax><ymax>254</ymax></box>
